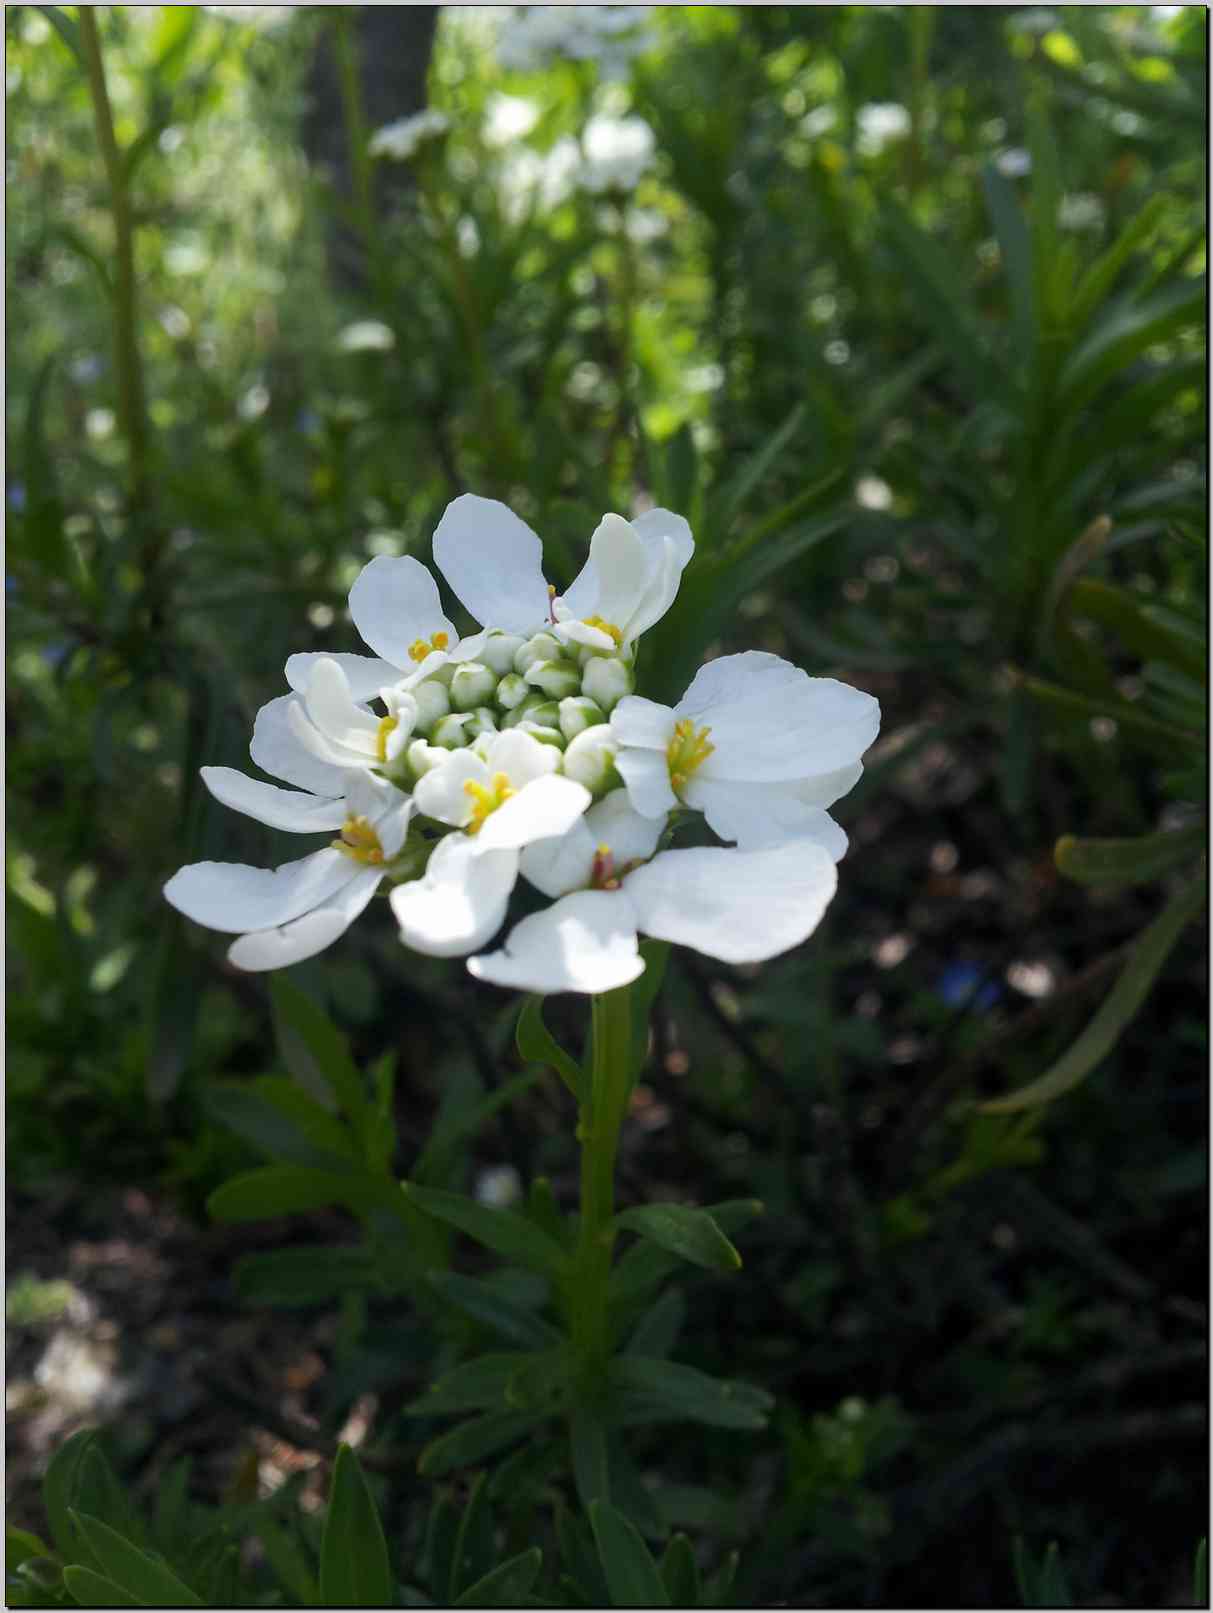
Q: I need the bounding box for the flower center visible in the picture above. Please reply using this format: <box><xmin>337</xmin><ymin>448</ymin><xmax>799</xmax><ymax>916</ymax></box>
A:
<box><xmin>463</xmin><ymin>770</ymin><xmax>516</xmax><ymax>833</ymax></box>
<box><xmin>591</xmin><ymin>842</ymin><xmax>621</xmax><ymax>890</ymax></box>
<box><xmin>666</xmin><ymin>718</ymin><xmax>714</xmax><ymax>794</ymax></box>
<box><xmin>408</xmin><ymin>631</ymin><xmax>450</xmax><ymax>663</ymax></box>
<box><xmin>333</xmin><ymin>815</ymin><xmax>385</xmax><ymax>864</ymax></box>
<box><xmin>376</xmin><ymin>715</ymin><xmax>398</xmax><ymax>761</ymax></box>
<box><xmin>583</xmin><ymin>614</ymin><xmax>623</xmax><ymax>647</ymax></box>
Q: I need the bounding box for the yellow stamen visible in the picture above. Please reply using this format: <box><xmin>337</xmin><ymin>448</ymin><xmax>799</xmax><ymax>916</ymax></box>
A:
<box><xmin>376</xmin><ymin>715</ymin><xmax>398</xmax><ymax>762</ymax></box>
<box><xmin>666</xmin><ymin>718</ymin><xmax>714</xmax><ymax>797</ymax></box>
<box><xmin>583</xmin><ymin>614</ymin><xmax>623</xmax><ymax>647</ymax></box>
<box><xmin>408</xmin><ymin>632</ymin><xmax>449</xmax><ymax>663</ymax></box>
<box><xmin>332</xmin><ymin>815</ymin><xmax>385</xmax><ymax>865</ymax></box>
<box><xmin>463</xmin><ymin>770</ymin><xmax>516</xmax><ymax>834</ymax></box>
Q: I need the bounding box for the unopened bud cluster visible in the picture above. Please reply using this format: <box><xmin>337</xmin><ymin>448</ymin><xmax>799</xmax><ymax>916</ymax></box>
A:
<box><xmin>389</xmin><ymin>627</ymin><xmax>635</xmax><ymax>798</ymax></box>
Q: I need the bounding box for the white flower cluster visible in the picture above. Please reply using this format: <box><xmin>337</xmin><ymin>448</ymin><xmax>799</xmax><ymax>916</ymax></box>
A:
<box><xmin>495</xmin><ymin>5</ymin><xmax>655</xmax><ymax>78</ymax></box>
<box><xmin>166</xmin><ymin>497</ymin><xmax>880</xmax><ymax>994</ymax></box>
<box><xmin>368</xmin><ymin>110</ymin><xmax>451</xmax><ymax>163</ymax></box>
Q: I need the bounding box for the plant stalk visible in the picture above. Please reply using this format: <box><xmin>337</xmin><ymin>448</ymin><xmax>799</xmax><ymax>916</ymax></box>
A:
<box><xmin>79</xmin><ymin>6</ymin><xmax>149</xmax><ymax>512</ymax></box>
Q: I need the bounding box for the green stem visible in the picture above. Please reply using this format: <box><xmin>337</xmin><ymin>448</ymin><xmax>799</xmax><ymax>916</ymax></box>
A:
<box><xmin>332</xmin><ymin>11</ymin><xmax>386</xmax><ymax>300</ymax></box>
<box><xmin>569</xmin><ymin>984</ymin><xmax>635</xmax><ymax>1391</ymax></box>
<box><xmin>79</xmin><ymin>6</ymin><xmax>148</xmax><ymax>512</ymax></box>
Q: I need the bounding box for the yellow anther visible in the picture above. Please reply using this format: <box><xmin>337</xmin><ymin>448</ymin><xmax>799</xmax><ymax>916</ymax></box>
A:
<box><xmin>408</xmin><ymin>633</ymin><xmax>449</xmax><ymax>663</ymax></box>
<box><xmin>596</xmin><ymin>843</ymin><xmax>611</xmax><ymax>858</ymax></box>
<box><xmin>332</xmin><ymin>815</ymin><xmax>385</xmax><ymax>865</ymax></box>
<box><xmin>548</xmin><ymin>583</ymin><xmax>558</xmax><ymax>597</ymax></box>
<box><xmin>376</xmin><ymin>715</ymin><xmax>399</xmax><ymax>762</ymax></box>
<box><xmin>462</xmin><ymin>770</ymin><xmax>516</xmax><ymax>834</ymax></box>
<box><xmin>666</xmin><ymin>718</ymin><xmax>714</xmax><ymax>797</ymax></box>
<box><xmin>583</xmin><ymin>614</ymin><xmax>623</xmax><ymax>647</ymax></box>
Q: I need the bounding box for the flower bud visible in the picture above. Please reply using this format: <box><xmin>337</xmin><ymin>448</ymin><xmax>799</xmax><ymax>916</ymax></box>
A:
<box><xmin>463</xmin><ymin>706</ymin><xmax>498</xmax><ymax>739</ymax></box>
<box><xmin>502</xmin><ymin>693</ymin><xmax>560</xmax><ymax>730</ymax></box>
<box><xmin>478</xmin><ymin>631</ymin><xmax>527</xmax><ymax>675</ymax></box>
<box><xmin>524</xmin><ymin>658</ymin><xmax>582</xmax><ymax>700</ymax></box>
<box><xmin>562</xmin><ymin>723</ymin><xmax>618</xmax><ymax>796</ymax></box>
<box><xmin>431</xmin><ymin>712</ymin><xmax>473</xmax><ymax>749</ymax></box>
<box><xmin>581</xmin><ymin>655</ymin><xmax>634</xmax><ymax>712</ymax></box>
<box><xmin>407</xmin><ymin>737</ymin><xmax>447</xmax><ymax>779</ymax></box>
<box><xmin>517</xmin><ymin>722</ymin><xmax>565</xmax><ymax>749</ymax></box>
<box><xmin>411</xmin><ymin>677</ymin><xmax>451</xmax><ymax>732</ymax></box>
<box><xmin>558</xmin><ymin>695</ymin><xmax>607</xmax><ymax>741</ymax></box>
<box><xmin>495</xmin><ymin>672</ymin><xmax>530</xmax><ymax>711</ymax></box>
<box><xmin>514</xmin><ymin>631</ymin><xmax>562</xmax><ymax>675</ymax></box>
<box><xmin>449</xmin><ymin>660</ymin><xmax>497</xmax><ymax>711</ymax></box>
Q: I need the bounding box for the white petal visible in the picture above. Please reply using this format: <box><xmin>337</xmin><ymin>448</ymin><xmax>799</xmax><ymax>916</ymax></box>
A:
<box><xmin>486</xmin><ymin>727</ymin><xmax>561</xmax><ymax>788</ymax></box>
<box><xmin>676</xmin><ymin>653</ymin><xmax>881</xmax><ymax>781</ymax></box>
<box><xmin>610</xmin><ymin>695</ymin><xmax>675</xmax><ymax>751</ymax></box>
<box><xmin>585</xmin><ymin>788</ymin><xmax>667</xmax><ymax>864</ymax></box>
<box><xmin>468</xmin><ymin>889</ymin><xmax>644</xmax><ymax>995</ymax></box>
<box><xmin>553</xmin><ymin>618</ymin><xmax>618</xmax><ymax>654</ymax></box>
<box><xmin>303</xmin><ymin>658</ymin><xmax>380</xmax><ymax>751</ymax></box>
<box><xmin>432</xmin><ymin>494</ymin><xmax>551</xmax><ymax>633</ymax></box>
<box><xmin>519</xmin><ymin>818</ymin><xmax>597</xmax><ymax>898</ymax></box>
<box><xmin>227</xmin><ymin>868</ymin><xmax>383</xmax><ymax>971</ymax></box>
<box><xmin>630</xmin><ymin>506</ymin><xmax>695</xmax><ymax>571</ymax></box>
<box><xmin>473</xmin><ymin>774</ymin><xmax>591</xmax><ymax>852</ymax></box>
<box><xmin>344</xmin><ymin>768</ymin><xmax>410</xmax><ymax>825</ymax></box>
<box><xmin>200</xmin><ymin>766</ymin><xmax>346</xmax><ymax>833</ymax></box>
<box><xmin>285</xmin><ymin>652</ymin><xmax>403</xmax><ymax>701</ymax></box>
<box><xmin>583</xmin><ymin>513</ymin><xmax>649</xmax><ymax>631</ymax></box>
<box><xmin>392</xmin><ymin>834</ymin><xmax>519</xmax><ymax>957</ymax></box>
<box><xmin>164</xmin><ymin>848</ymin><xmax>354</xmax><ymax>934</ymax></box>
<box><xmin>622</xmin><ymin>841</ymin><xmax>838</xmax><ymax>964</ymax></box>
<box><xmin>413</xmin><ymin>750</ymin><xmax>486</xmax><ymax>828</ymax></box>
<box><xmin>615</xmin><ymin>748</ymin><xmax>678</xmax><ymax>819</ymax></box>
<box><xmin>250</xmin><ymin>695</ymin><xmax>349</xmax><ymax>795</ymax></box>
<box><xmin>685</xmin><ymin>776</ymin><xmax>850</xmax><ymax>859</ymax></box>
<box><xmin>286</xmin><ymin>699</ymin><xmax>374</xmax><ymax>770</ymax></box>
<box><xmin>348</xmin><ymin>555</ymin><xmax>456</xmax><ymax>666</ymax></box>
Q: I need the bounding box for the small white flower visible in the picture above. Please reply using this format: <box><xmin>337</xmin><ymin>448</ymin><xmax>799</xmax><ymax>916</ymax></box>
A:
<box><xmin>609</xmin><ymin>650</ymin><xmax>880</xmax><ymax>854</ymax></box>
<box><xmin>494</xmin><ymin>5</ymin><xmax>654</xmax><ymax>77</ymax></box>
<box><xmin>483</xmin><ymin>94</ymin><xmax>540</xmax><ymax>147</ymax></box>
<box><xmin>995</xmin><ymin>148</ymin><xmax>1032</xmax><ymax>178</ymax></box>
<box><xmin>1058</xmin><ymin>192</ymin><xmax>1105</xmax><ymax>232</ymax></box>
<box><xmin>368</xmin><ymin>109</ymin><xmax>451</xmax><ymax>163</ymax></box>
<box><xmin>579</xmin><ymin>115</ymin><xmax>655</xmax><ymax>194</ymax></box>
<box><xmin>337</xmin><ymin>320</ymin><xmax>396</xmax><ymax>354</ymax></box>
<box><xmin>857</xmin><ymin>102</ymin><xmax>911</xmax><ymax>156</ymax></box>
<box><xmin>164</xmin><ymin>770</ymin><xmax>411</xmax><ymax>971</ymax></box>
<box><xmin>471</xmin><ymin>791</ymin><xmax>839</xmax><ymax>994</ymax></box>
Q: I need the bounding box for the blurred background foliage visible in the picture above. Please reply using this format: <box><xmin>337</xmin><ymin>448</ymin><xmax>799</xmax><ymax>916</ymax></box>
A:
<box><xmin>6</xmin><ymin>4</ymin><xmax>1207</xmax><ymax>1607</ymax></box>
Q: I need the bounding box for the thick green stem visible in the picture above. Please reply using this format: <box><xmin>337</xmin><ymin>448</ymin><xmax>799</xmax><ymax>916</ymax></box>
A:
<box><xmin>569</xmin><ymin>985</ymin><xmax>635</xmax><ymax>1390</ymax></box>
<box><xmin>79</xmin><ymin>6</ymin><xmax>148</xmax><ymax>512</ymax></box>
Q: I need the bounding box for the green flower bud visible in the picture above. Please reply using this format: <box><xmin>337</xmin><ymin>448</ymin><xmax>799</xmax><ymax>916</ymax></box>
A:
<box><xmin>412</xmin><ymin>677</ymin><xmax>451</xmax><ymax>732</ymax></box>
<box><xmin>495</xmin><ymin>672</ymin><xmax>530</xmax><ymax>711</ymax></box>
<box><xmin>562</xmin><ymin>723</ymin><xmax>619</xmax><ymax>796</ymax></box>
<box><xmin>449</xmin><ymin>660</ymin><xmax>497</xmax><ymax>711</ymax></box>
<box><xmin>502</xmin><ymin>692</ymin><xmax>560</xmax><ymax>730</ymax></box>
<box><xmin>558</xmin><ymin>695</ymin><xmax>607</xmax><ymax>741</ymax></box>
<box><xmin>514</xmin><ymin>631</ymin><xmax>562</xmax><ymax>675</ymax></box>
<box><xmin>431</xmin><ymin>712</ymin><xmax>473</xmax><ymax>749</ymax></box>
<box><xmin>581</xmin><ymin>655</ymin><xmax>634</xmax><ymax>713</ymax></box>
<box><xmin>406</xmin><ymin>737</ymin><xmax>447</xmax><ymax>779</ymax></box>
<box><xmin>478</xmin><ymin>631</ymin><xmax>527</xmax><ymax>675</ymax></box>
<box><xmin>517</xmin><ymin>722</ymin><xmax>565</xmax><ymax>749</ymax></box>
<box><xmin>524</xmin><ymin>658</ymin><xmax>582</xmax><ymax>700</ymax></box>
<box><xmin>463</xmin><ymin>705</ymin><xmax>498</xmax><ymax>739</ymax></box>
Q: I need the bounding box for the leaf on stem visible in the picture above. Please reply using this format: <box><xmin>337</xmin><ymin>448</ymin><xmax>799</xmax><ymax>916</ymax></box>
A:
<box><xmin>319</xmin><ymin>1445</ymin><xmax>394</xmax><ymax>1608</ymax></box>
<box><xmin>613</xmin><ymin>1204</ymin><xmax>742</xmax><ymax>1272</ymax></box>
<box><xmin>589</xmin><ymin>1500</ymin><xmax>671</xmax><ymax>1609</ymax></box>
<box><xmin>516</xmin><ymin>994</ymin><xmax>583</xmax><ymax>1097</ymax></box>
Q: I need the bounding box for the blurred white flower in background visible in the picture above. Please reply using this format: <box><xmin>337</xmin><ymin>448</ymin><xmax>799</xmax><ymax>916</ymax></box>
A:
<box><xmin>337</xmin><ymin>320</ymin><xmax>396</xmax><ymax>355</ymax></box>
<box><xmin>495</xmin><ymin>5</ymin><xmax>655</xmax><ymax>78</ymax></box>
<box><xmin>204</xmin><ymin>5</ymin><xmax>293</xmax><ymax>27</ymax></box>
<box><xmin>995</xmin><ymin>148</ymin><xmax>1032</xmax><ymax>178</ymax></box>
<box><xmin>579</xmin><ymin>114</ymin><xmax>655</xmax><ymax>194</ymax></box>
<box><xmin>856</xmin><ymin>102</ymin><xmax>911</xmax><ymax>156</ymax></box>
<box><xmin>483</xmin><ymin>93</ymin><xmax>540</xmax><ymax>147</ymax></box>
<box><xmin>369</xmin><ymin>109</ymin><xmax>451</xmax><ymax>162</ymax></box>
<box><xmin>1058</xmin><ymin>192</ymin><xmax>1106</xmax><ymax>231</ymax></box>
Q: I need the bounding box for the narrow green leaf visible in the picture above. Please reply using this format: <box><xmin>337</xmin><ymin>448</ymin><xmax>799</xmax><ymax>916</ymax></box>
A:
<box><xmin>448</xmin><ymin>1472</ymin><xmax>490</xmax><ymax>1603</ymax></box>
<box><xmin>716</xmin><ymin>401</ymin><xmax>806</xmax><ymax>523</ymax></box>
<box><xmin>630</xmin><ymin>942</ymin><xmax>669</xmax><ymax>1079</ymax></box>
<box><xmin>413</xmin><ymin>1067</ymin><xmax>545</xmax><ymax>1186</ymax></box>
<box><xmin>402</xmin><ymin>1183</ymin><xmax>568</xmax><ymax>1277</ymax></box>
<box><xmin>319</xmin><ymin>1445</ymin><xmax>394</xmax><ymax>1608</ymax></box>
<box><xmin>270</xmin><ymin>976</ymin><xmax>368</xmax><ymax>1134</ymax></box>
<box><xmin>611</xmin><ymin>1357</ymin><xmax>773</xmax><ymax>1431</ymax></box>
<box><xmin>207</xmin><ymin>1165</ymin><xmax>394</xmax><ymax>1223</ymax></box>
<box><xmin>982</xmin><ymin>878</ymin><xmax>1205</xmax><ymax>1113</ymax></box>
<box><xmin>454</xmin><ymin>1547</ymin><xmax>542</xmax><ymax>1607</ymax></box>
<box><xmin>405</xmin><ymin>1353</ymin><xmax>547</xmax><ymax>1417</ymax></box>
<box><xmin>589</xmin><ymin>1500</ymin><xmax>670</xmax><ymax>1609</ymax></box>
<box><xmin>624</xmin><ymin>1288</ymin><xmax>686</xmax><ymax>1360</ymax></box>
<box><xmin>35</xmin><ymin>6</ymin><xmax>84</xmax><ymax>65</ymax></box>
<box><xmin>982</xmin><ymin>161</ymin><xmax>1035</xmax><ymax>356</ymax></box>
<box><xmin>659</xmin><ymin>1535</ymin><xmax>699</xmax><ymax>1607</ymax></box>
<box><xmin>1067</xmin><ymin>578</ymin><xmax>1208</xmax><ymax>681</ymax></box>
<box><xmin>418</xmin><ymin>1412</ymin><xmax>543</xmax><ymax>1478</ymax></box>
<box><xmin>428</xmin><ymin>1273</ymin><xmax>562</xmax><ymax>1350</ymax></box>
<box><xmin>614</xmin><ymin>1205</ymin><xmax>741</xmax><ymax>1272</ymax></box>
<box><xmin>1194</xmin><ymin>1538</ymin><xmax>1207</xmax><ymax>1606</ymax></box>
<box><xmin>1070</xmin><ymin>192</ymin><xmax>1169</xmax><ymax>332</ymax></box>
<box><xmin>201</xmin><ymin>1082</ymin><xmax>353</xmax><ymax>1171</ymax></box>
<box><xmin>516</xmin><ymin>995</ymin><xmax>582</xmax><ymax>1097</ymax></box>
<box><xmin>232</xmin><ymin>1246</ymin><xmax>378</xmax><ymax>1307</ymax></box>
<box><xmin>69</xmin><ymin>1512</ymin><xmax>202</xmax><ymax>1606</ymax></box>
<box><xmin>570</xmin><ymin>1406</ymin><xmax>611</xmax><ymax>1514</ymax></box>
<box><xmin>703</xmin><ymin>1548</ymin><xmax>740</xmax><ymax>1607</ymax></box>
<box><xmin>253</xmin><ymin>1514</ymin><xmax>317</xmax><ymax>1608</ymax></box>
<box><xmin>1055</xmin><ymin>824</ymin><xmax>1205</xmax><ymax>887</ymax></box>
<box><xmin>1058</xmin><ymin>277</ymin><xmax>1205</xmax><ymax>414</ymax></box>
<box><xmin>1022</xmin><ymin>675</ymin><xmax>1198</xmax><ymax>753</ymax></box>
<box><xmin>6</xmin><ymin>1526</ymin><xmax>52</xmax><ymax>1573</ymax></box>
<box><xmin>63</xmin><ymin>1566</ymin><xmax>138</xmax><ymax>1607</ymax></box>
